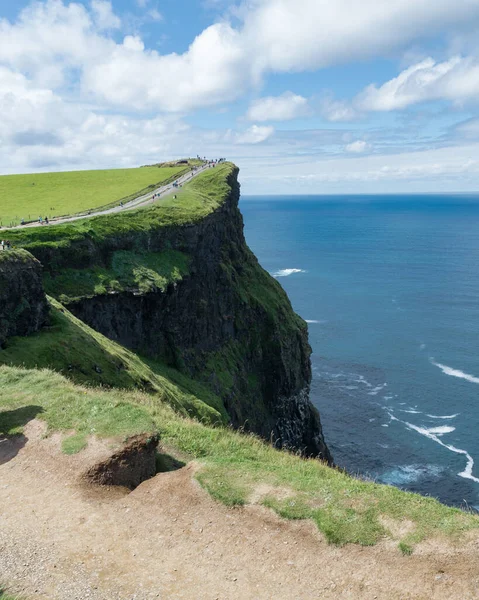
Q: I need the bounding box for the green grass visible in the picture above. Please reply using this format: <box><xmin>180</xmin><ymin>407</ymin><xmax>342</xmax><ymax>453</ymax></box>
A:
<box><xmin>0</xmin><ymin>165</ymin><xmax>187</xmax><ymax>227</ymax></box>
<box><xmin>0</xmin><ymin>589</ymin><xmax>22</xmax><ymax>600</ymax></box>
<box><xmin>43</xmin><ymin>249</ymin><xmax>191</xmax><ymax>302</ymax></box>
<box><xmin>1</xmin><ymin>364</ymin><xmax>478</xmax><ymax>550</ymax></box>
<box><xmin>398</xmin><ymin>541</ymin><xmax>414</xmax><ymax>556</ymax></box>
<box><xmin>0</xmin><ymin>298</ymin><xmax>227</xmax><ymax>425</ymax></box>
<box><xmin>3</xmin><ymin>164</ymin><xmax>236</xmax><ymax>268</ymax></box>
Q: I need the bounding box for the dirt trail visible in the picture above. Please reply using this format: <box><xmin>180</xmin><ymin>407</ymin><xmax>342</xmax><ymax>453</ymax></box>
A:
<box><xmin>1</xmin><ymin>421</ymin><xmax>479</xmax><ymax>600</ymax></box>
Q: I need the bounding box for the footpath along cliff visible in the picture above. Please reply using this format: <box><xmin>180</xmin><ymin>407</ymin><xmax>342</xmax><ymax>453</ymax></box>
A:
<box><xmin>2</xmin><ymin>163</ymin><xmax>331</xmax><ymax>462</ymax></box>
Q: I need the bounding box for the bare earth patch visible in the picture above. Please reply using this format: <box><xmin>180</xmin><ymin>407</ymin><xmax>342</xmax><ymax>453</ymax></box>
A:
<box><xmin>1</xmin><ymin>420</ymin><xmax>479</xmax><ymax>599</ymax></box>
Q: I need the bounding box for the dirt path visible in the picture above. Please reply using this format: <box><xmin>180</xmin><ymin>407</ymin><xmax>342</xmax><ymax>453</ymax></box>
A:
<box><xmin>1</xmin><ymin>421</ymin><xmax>479</xmax><ymax>600</ymax></box>
<box><xmin>9</xmin><ymin>165</ymin><xmax>210</xmax><ymax>230</ymax></box>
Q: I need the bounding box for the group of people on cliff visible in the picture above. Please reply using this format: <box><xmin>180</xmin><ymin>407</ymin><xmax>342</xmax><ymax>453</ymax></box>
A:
<box><xmin>0</xmin><ymin>240</ymin><xmax>12</xmax><ymax>251</ymax></box>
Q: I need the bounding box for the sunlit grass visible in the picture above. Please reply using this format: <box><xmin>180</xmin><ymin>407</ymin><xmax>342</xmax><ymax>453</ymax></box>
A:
<box><xmin>0</xmin><ymin>165</ymin><xmax>186</xmax><ymax>227</ymax></box>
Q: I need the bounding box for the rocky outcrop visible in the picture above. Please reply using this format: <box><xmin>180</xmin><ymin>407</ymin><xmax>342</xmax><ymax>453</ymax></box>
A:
<box><xmin>0</xmin><ymin>249</ymin><xmax>49</xmax><ymax>347</ymax></box>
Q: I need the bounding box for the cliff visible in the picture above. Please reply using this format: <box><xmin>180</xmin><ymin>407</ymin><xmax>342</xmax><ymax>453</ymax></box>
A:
<box><xmin>0</xmin><ymin>249</ymin><xmax>49</xmax><ymax>347</ymax></box>
<box><xmin>6</xmin><ymin>165</ymin><xmax>331</xmax><ymax>462</ymax></box>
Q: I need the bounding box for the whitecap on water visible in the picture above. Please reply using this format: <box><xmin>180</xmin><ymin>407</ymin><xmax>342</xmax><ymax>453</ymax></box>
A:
<box><xmin>426</xmin><ymin>413</ymin><xmax>459</xmax><ymax>420</ymax></box>
<box><xmin>430</xmin><ymin>359</ymin><xmax>479</xmax><ymax>384</ymax></box>
<box><xmin>272</xmin><ymin>268</ymin><xmax>306</xmax><ymax>278</ymax></box>
<box><xmin>390</xmin><ymin>413</ymin><xmax>479</xmax><ymax>484</ymax></box>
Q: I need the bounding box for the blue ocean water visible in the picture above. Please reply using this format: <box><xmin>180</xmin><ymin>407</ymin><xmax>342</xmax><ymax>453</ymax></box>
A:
<box><xmin>241</xmin><ymin>194</ymin><xmax>479</xmax><ymax>508</ymax></box>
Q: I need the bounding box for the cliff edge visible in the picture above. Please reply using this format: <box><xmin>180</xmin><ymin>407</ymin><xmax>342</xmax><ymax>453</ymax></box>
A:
<box><xmin>5</xmin><ymin>164</ymin><xmax>331</xmax><ymax>462</ymax></box>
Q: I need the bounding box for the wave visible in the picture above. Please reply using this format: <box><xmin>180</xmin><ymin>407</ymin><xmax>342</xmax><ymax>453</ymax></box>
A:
<box><xmin>399</xmin><ymin>409</ymin><xmax>421</xmax><ymax>414</ymax></box>
<box><xmin>272</xmin><ymin>268</ymin><xmax>306</xmax><ymax>278</ymax></box>
<box><xmin>380</xmin><ymin>464</ymin><xmax>442</xmax><ymax>486</ymax></box>
<box><xmin>426</xmin><ymin>413</ymin><xmax>459</xmax><ymax>420</ymax></box>
<box><xmin>390</xmin><ymin>413</ymin><xmax>479</xmax><ymax>484</ymax></box>
<box><xmin>431</xmin><ymin>359</ymin><xmax>479</xmax><ymax>384</ymax></box>
<box><xmin>423</xmin><ymin>425</ymin><xmax>456</xmax><ymax>435</ymax></box>
<box><xmin>368</xmin><ymin>383</ymin><xmax>387</xmax><ymax>396</ymax></box>
<box><xmin>305</xmin><ymin>319</ymin><xmax>327</xmax><ymax>324</ymax></box>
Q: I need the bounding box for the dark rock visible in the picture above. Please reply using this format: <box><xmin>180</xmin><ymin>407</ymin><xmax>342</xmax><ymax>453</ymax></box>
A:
<box><xmin>0</xmin><ymin>250</ymin><xmax>49</xmax><ymax>347</ymax></box>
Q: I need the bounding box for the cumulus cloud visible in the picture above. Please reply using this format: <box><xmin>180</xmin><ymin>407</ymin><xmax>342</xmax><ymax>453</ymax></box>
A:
<box><xmin>345</xmin><ymin>140</ymin><xmax>371</xmax><ymax>153</ymax></box>
<box><xmin>246</xmin><ymin>92</ymin><xmax>309</xmax><ymax>121</ymax></box>
<box><xmin>320</xmin><ymin>55</ymin><xmax>479</xmax><ymax>120</ymax></box>
<box><xmin>2</xmin><ymin>0</ymin><xmax>479</xmax><ymax>113</ymax></box>
<box><xmin>91</xmin><ymin>0</ymin><xmax>121</xmax><ymax>30</ymax></box>
<box><xmin>357</xmin><ymin>56</ymin><xmax>479</xmax><ymax>111</ymax></box>
<box><xmin>234</xmin><ymin>125</ymin><xmax>275</xmax><ymax>144</ymax></box>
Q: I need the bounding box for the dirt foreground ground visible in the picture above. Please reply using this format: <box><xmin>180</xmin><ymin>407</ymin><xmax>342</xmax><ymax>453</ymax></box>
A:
<box><xmin>1</xmin><ymin>421</ymin><xmax>479</xmax><ymax>600</ymax></box>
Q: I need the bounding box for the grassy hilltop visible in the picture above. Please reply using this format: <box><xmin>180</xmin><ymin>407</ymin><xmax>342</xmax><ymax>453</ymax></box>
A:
<box><xmin>1</xmin><ymin>161</ymin><xmax>479</xmax><ymax>563</ymax></box>
<box><xmin>0</xmin><ymin>164</ymin><xmax>188</xmax><ymax>227</ymax></box>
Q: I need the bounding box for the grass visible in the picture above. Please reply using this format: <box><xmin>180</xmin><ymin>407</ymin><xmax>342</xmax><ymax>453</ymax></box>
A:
<box><xmin>1</xmin><ymin>364</ymin><xmax>478</xmax><ymax>550</ymax></box>
<box><xmin>0</xmin><ymin>165</ymin><xmax>188</xmax><ymax>227</ymax></box>
<box><xmin>43</xmin><ymin>249</ymin><xmax>191</xmax><ymax>302</ymax></box>
<box><xmin>0</xmin><ymin>298</ymin><xmax>227</xmax><ymax>425</ymax></box>
<box><xmin>0</xmin><ymin>590</ymin><xmax>22</xmax><ymax>600</ymax></box>
<box><xmin>3</xmin><ymin>163</ymin><xmax>236</xmax><ymax>271</ymax></box>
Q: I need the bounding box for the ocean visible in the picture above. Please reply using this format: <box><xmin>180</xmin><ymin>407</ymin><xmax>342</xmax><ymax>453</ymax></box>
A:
<box><xmin>241</xmin><ymin>194</ymin><xmax>479</xmax><ymax>509</ymax></box>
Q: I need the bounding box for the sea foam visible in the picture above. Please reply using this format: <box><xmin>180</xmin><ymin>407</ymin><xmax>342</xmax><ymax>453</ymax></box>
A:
<box><xmin>426</xmin><ymin>413</ymin><xmax>459</xmax><ymax>420</ymax></box>
<box><xmin>390</xmin><ymin>413</ymin><xmax>479</xmax><ymax>484</ymax></box>
<box><xmin>431</xmin><ymin>359</ymin><xmax>479</xmax><ymax>384</ymax></box>
<box><xmin>272</xmin><ymin>268</ymin><xmax>305</xmax><ymax>278</ymax></box>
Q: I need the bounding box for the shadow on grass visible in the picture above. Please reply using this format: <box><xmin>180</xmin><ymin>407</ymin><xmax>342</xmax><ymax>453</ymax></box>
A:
<box><xmin>0</xmin><ymin>405</ymin><xmax>43</xmax><ymax>466</ymax></box>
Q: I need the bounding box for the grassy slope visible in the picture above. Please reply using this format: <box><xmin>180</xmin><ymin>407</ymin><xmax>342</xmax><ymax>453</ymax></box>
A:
<box><xmin>1</xmin><ymin>364</ymin><xmax>478</xmax><ymax>551</ymax></box>
<box><xmin>0</xmin><ymin>298</ymin><xmax>227</xmax><ymax>425</ymax></box>
<box><xmin>0</xmin><ymin>165</ymin><xmax>187</xmax><ymax>227</ymax></box>
<box><xmin>4</xmin><ymin>163</ymin><xmax>235</xmax><ymax>252</ymax></box>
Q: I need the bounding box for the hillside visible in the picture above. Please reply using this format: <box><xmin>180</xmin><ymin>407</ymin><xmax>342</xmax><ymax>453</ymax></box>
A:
<box><xmin>0</xmin><ymin>164</ymin><xmax>189</xmax><ymax>227</ymax></box>
<box><xmin>1</xmin><ymin>162</ymin><xmax>479</xmax><ymax>599</ymax></box>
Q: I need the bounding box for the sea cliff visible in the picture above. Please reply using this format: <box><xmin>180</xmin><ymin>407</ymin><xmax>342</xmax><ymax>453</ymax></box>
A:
<box><xmin>4</xmin><ymin>164</ymin><xmax>331</xmax><ymax>462</ymax></box>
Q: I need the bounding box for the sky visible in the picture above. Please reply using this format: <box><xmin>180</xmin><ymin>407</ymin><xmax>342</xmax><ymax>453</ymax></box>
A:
<box><xmin>2</xmin><ymin>1</ymin><xmax>479</xmax><ymax>193</ymax></box>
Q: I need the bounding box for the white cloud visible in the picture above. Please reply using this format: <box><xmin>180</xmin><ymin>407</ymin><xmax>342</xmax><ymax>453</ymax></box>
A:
<box><xmin>2</xmin><ymin>0</ymin><xmax>479</xmax><ymax>114</ymax></box>
<box><xmin>356</xmin><ymin>56</ymin><xmax>479</xmax><ymax>112</ymax></box>
<box><xmin>243</xmin><ymin>0</ymin><xmax>479</xmax><ymax>73</ymax></box>
<box><xmin>148</xmin><ymin>9</ymin><xmax>163</xmax><ymax>22</ymax></box>
<box><xmin>345</xmin><ymin>140</ymin><xmax>370</xmax><ymax>153</ymax></box>
<box><xmin>246</xmin><ymin>92</ymin><xmax>309</xmax><ymax>121</ymax></box>
<box><xmin>234</xmin><ymin>125</ymin><xmax>275</xmax><ymax>144</ymax></box>
<box><xmin>319</xmin><ymin>96</ymin><xmax>358</xmax><ymax>122</ymax></box>
<box><xmin>91</xmin><ymin>0</ymin><xmax>121</xmax><ymax>30</ymax></box>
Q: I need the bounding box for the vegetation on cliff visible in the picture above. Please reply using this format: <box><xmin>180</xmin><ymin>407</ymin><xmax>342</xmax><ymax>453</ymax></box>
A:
<box><xmin>0</xmin><ymin>298</ymin><xmax>226</xmax><ymax>425</ymax></box>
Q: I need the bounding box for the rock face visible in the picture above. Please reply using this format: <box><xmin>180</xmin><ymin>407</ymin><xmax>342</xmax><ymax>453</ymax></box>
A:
<box><xmin>0</xmin><ymin>250</ymin><xmax>49</xmax><ymax>347</ymax></box>
<box><xmin>85</xmin><ymin>434</ymin><xmax>159</xmax><ymax>489</ymax></box>
<box><xmin>33</xmin><ymin>168</ymin><xmax>331</xmax><ymax>463</ymax></box>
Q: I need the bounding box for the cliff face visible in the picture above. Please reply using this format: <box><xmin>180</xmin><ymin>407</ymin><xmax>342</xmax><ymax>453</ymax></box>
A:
<box><xmin>0</xmin><ymin>249</ymin><xmax>49</xmax><ymax>347</ymax></box>
<box><xmin>22</xmin><ymin>167</ymin><xmax>331</xmax><ymax>462</ymax></box>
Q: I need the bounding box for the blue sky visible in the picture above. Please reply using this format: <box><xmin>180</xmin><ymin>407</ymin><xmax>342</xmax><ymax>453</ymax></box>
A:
<box><xmin>2</xmin><ymin>0</ymin><xmax>479</xmax><ymax>193</ymax></box>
